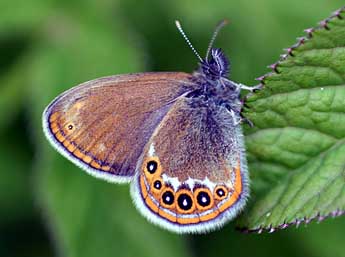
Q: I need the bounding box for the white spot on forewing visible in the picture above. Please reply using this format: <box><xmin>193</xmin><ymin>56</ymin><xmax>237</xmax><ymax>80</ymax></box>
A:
<box><xmin>148</xmin><ymin>143</ymin><xmax>155</xmax><ymax>157</ymax></box>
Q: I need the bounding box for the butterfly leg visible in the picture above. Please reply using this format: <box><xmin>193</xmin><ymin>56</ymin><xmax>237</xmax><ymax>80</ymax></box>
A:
<box><xmin>235</xmin><ymin>83</ymin><xmax>262</xmax><ymax>92</ymax></box>
<box><xmin>227</xmin><ymin>105</ymin><xmax>254</xmax><ymax>127</ymax></box>
<box><xmin>229</xmin><ymin>109</ymin><xmax>242</xmax><ymax>125</ymax></box>
<box><xmin>238</xmin><ymin>98</ymin><xmax>255</xmax><ymax>127</ymax></box>
<box><xmin>240</xmin><ymin>113</ymin><xmax>254</xmax><ymax>127</ymax></box>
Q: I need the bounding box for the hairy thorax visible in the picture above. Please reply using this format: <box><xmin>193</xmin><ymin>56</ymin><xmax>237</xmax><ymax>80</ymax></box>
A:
<box><xmin>186</xmin><ymin>73</ymin><xmax>242</xmax><ymax>115</ymax></box>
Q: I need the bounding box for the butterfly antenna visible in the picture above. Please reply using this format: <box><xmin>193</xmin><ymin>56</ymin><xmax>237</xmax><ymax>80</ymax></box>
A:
<box><xmin>205</xmin><ymin>19</ymin><xmax>229</xmax><ymax>60</ymax></box>
<box><xmin>175</xmin><ymin>20</ymin><xmax>203</xmax><ymax>63</ymax></box>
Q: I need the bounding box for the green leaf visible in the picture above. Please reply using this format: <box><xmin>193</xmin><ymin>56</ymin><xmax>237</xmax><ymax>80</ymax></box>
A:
<box><xmin>0</xmin><ymin>124</ymin><xmax>34</xmax><ymax>223</ymax></box>
<box><xmin>29</xmin><ymin>11</ymin><xmax>189</xmax><ymax>257</ymax></box>
<box><xmin>0</xmin><ymin>0</ymin><xmax>55</xmax><ymax>34</ymax></box>
<box><xmin>0</xmin><ymin>55</ymin><xmax>31</xmax><ymax>131</ymax></box>
<box><xmin>239</xmin><ymin>7</ymin><xmax>345</xmax><ymax>232</ymax></box>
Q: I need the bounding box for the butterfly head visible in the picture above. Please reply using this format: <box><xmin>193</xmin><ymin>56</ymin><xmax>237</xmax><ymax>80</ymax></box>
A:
<box><xmin>175</xmin><ymin>19</ymin><xmax>230</xmax><ymax>80</ymax></box>
<box><xmin>201</xmin><ymin>48</ymin><xmax>230</xmax><ymax>80</ymax></box>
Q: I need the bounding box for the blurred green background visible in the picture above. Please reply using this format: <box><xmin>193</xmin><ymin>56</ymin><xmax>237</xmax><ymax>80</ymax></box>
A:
<box><xmin>1</xmin><ymin>0</ymin><xmax>344</xmax><ymax>257</ymax></box>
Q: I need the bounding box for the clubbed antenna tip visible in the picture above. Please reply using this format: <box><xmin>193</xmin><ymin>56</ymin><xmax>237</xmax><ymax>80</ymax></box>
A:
<box><xmin>175</xmin><ymin>20</ymin><xmax>203</xmax><ymax>63</ymax></box>
<box><xmin>206</xmin><ymin>19</ymin><xmax>229</xmax><ymax>60</ymax></box>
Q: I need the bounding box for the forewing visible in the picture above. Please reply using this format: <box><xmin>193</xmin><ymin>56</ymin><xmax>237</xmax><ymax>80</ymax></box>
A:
<box><xmin>131</xmin><ymin>97</ymin><xmax>249</xmax><ymax>233</ymax></box>
<box><xmin>43</xmin><ymin>72</ymin><xmax>194</xmax><ymax>183</ymax></box>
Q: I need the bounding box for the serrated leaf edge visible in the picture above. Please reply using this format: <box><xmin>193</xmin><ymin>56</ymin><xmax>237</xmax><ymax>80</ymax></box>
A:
<box><xmin>237</xmin><ymin>208</ymin><xmax>345</xmax><ymax>234</ymax></box>
<box><xmin>245</xmin><ymin>6</ymin><xmax>345</xmax><ymax>100</ymax></box>
<box><xmin>238</xmin><ymin>6</ymin><xmax>345</xmax><ymax>233</ymax></box>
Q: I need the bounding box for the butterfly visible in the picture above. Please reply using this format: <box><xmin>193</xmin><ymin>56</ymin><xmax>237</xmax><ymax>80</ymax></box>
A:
<box><xmin>42</xmin><ymin>20</ymin><xmax>260</xmax><ymax>233</ymax></box>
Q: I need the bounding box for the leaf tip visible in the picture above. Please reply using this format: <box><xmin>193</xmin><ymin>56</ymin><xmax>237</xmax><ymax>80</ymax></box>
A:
<box><xmin>267</xmin><ymin>62</ymin><xmax>280</xmax><ymax>72</ymax></box>
<box><xmin>283</xmin><ymin>47</ymin><xmax>295</xmax><ymax>56</ymax></box>
<box><xmin>304</xmin><ymin>27</ymin><xmax>314</xmax><ymax>38</ymax></box>
<box><xmin>319</xmin><ymin>19</ymin><xmax>330</xmax><ymax>30</ymax></box>
<box><xmin>332</xmin><ymin>7</ymin><xmax>345</xmax><ymax>19</ymax></box>
<box><xmin>255</xmin><ymin>75</ymin><xmax>266</xmax><ymax>83</ymax></box>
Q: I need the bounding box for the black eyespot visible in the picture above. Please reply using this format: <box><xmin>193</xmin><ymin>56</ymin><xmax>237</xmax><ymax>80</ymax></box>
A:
<box><xmin>197</xmin><ymin>191</ymin><xmax>211</xmax><ymax>207</ymax></box>
<box><xmin>67</xmin><ymin>124</ymin><xmax>73</xmax><ymax>130</ymax></box>
<box><xmin>216</xmin><ymin>188</ymin><xmax>226</xmax><ymax>198</ymax></box>
<box><xmin>146</xmin><ymin>160</ymin><xmax>157</xmax><ymax>174</ymax></box>
<box><xmin>177</xmin><ymin>193</ymin><xmax>193</xmax><ymax>210</ymax></box>
<box><xmin>153</xmin><ymin>180</ymin><xmax>162</xmax><ymax>190</ymax></box>
<box><xmin>162</xmin><ymin>191</ymin><xmax>174</xmax><ymax>205</ymax></box>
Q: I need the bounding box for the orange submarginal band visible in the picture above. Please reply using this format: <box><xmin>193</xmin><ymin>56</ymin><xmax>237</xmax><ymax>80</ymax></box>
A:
<box><xmin>218</xmin><ymin>164</ymin><xmax>242</xmax><ymax>212</ymax></box>
<box><xmin>50</xmin><ymin>123</ymin><xmax>59</xmax><ymax>133</ymax></box>
<box><xmin>159</xmin><ymin>208</ymin><xmax>177</xmax><ymax>223</ymax></box>
<box><xmin>142</xmin><ymin>174</ymin><xmax>177</xmax><ymax>222</ymax></box>
<box><xmin>54</xmin><ymin>131</ymin><xmax>65</xmax><ymax>143</ymax></box>
<box><xmin>140</xmin><ymin>174</ymin><xmax>148</xmax><ymax>199</ymax></box>
<box><xmin>141</xmin><ymin>174</ymin><xmax>159</xmax><ymax>213</ymax></box>
<box><xmin>177</xmin><ymin>214</ymin><xmax>200</xmax><ymax>225</ymax></box>
<box><xmin>50</xmin><ymin>119</ymin><xmax>114</xmax><ymax>172</ymax></box>
<box><xmin>101</xmin><ymin>165</ymin><xmax>111</xmax><ymax>172</ymax></box>
<box><xmin>49</xmin><ymin>112</ymin><xmax>59</xmax><ymax>122</ymax></box>
<box><xmin>145</xmin><ymin>195</ymin><xmax>159</xmax><ymax>213</ymax></box>
<box><xmin>62</xmin><ymin>139</ymin><xmax>71</xmax><ymax>148</ymax></box>
<box><xmin>199</xmin><ymin>208</ymin><xmax>220</xmax><ymax>222</ymax></box>
<box><xmin>90</xmin><ymin>160</ymin><xmax>101</xmax><ymax>169</ymax></box>
<box><xmin>82</xmin><ymin>155</ymin><xmax>92</xmax><ymax>164</ymax></box>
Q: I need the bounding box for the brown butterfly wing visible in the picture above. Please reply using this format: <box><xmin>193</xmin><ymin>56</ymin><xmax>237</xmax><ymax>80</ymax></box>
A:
<box><xmin>43</xmin><ymin>72</ymin><xmax>195</xmax><ymax>183</ymax></box>
<box><xmin>131</xmin><ymin>97</ymin><xmax>249</xmax><ymax>233</ymax></box>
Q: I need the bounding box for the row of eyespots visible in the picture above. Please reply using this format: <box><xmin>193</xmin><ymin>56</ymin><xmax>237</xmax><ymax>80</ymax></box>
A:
<box><xmin>144</xmin><ymin>159</ymin><xmax>229</xmax><ymax>212</ymax></box>
<box><xmin>157</xmin><ymin>185</ymin><xmax>229</xmax><ymax>212</ymax></box>
<box><xmin>151</xmin><ymin>183</ymin><xmax>228</xmax><ymax>213</ymax></box>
